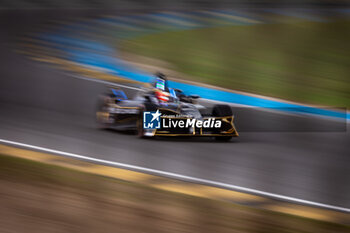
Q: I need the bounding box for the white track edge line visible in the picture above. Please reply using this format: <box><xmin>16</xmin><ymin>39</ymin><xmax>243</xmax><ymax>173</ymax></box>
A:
<box><xmin>1</xmin><ymin>138</ymin><xmax>349</xmax><ymax>213</ymax></box>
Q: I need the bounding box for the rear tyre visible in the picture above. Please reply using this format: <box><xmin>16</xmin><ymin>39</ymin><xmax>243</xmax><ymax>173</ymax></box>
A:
<box><xmin>95</xmin><ymin>96</ymin><xmax>109</xmax><ymax>130</ymax></box>
<box><xmin>137</xmin><ymin>108</ymin><xmax>146</xmax><ymax>138</ymax></box>
<box><xmin>137</xmin><ymin>107</ymin><xmax>154</xmax><ymax>139</ymax></box>
<box><xmin>212</xmin><ymin>104</ymin><xmax>233</xmax><ymax>142</ymax></box>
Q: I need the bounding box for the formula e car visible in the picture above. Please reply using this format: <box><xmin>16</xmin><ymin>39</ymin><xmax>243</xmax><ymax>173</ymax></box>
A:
<box><xmin>96</xmin><ymin>76</ymin><xmax>238</xmax><ymax>141</ymax></box>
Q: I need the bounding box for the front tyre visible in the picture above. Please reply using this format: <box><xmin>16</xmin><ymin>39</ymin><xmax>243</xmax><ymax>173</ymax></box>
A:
<box><xmin>214</xmin><ymin>136</ymin><xmax>232</xmax><ymax>141</ymax></box>
<box><xmin>212</xmin><ymin>104</ymin><xmax>232</xmax><ymax>117</ymax></box>
<box><xmin>212</xmin><ymin>104</ymin><xmax>233</xmax><ymax>142</ymax></box>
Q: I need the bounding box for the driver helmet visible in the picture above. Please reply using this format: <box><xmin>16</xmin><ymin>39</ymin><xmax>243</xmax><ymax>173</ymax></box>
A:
<box><xmin>154</xmin><ymin>72</ymin><xmax>168</xmax><ymax>91</ymax></box>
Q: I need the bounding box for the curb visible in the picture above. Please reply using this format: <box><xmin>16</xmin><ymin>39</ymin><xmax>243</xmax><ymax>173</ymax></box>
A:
<box><xmin>1</xmin><ymin>143</ymin><xmax>349</xmax><ymax>225</ymax></box>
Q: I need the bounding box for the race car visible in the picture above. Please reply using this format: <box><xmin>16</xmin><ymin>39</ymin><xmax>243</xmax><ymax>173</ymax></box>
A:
<box><xmin>96</xmin><ymin>74</ymin><xmax>238</xmax><ymax>141</ymax></box>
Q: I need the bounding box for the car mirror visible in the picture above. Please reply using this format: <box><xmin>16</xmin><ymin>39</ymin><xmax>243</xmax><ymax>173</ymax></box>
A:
<box><xmin>189</xmin><ymin>94</ymin><xmax>200</xmax><ymax>99</ymax></box>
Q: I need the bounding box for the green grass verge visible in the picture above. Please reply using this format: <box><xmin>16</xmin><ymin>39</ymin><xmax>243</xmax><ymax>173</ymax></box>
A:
<box><xmin>120</xmin><ymin>21</ymin><xmax>350</xmax><ymax>107</ymax></box>
<box><xmin>1</xmin><ymin>154</ymin><xmax>349</xmax><ymax>232</ymax></box>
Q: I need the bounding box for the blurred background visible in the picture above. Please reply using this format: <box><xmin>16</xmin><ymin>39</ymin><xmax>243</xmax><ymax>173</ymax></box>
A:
<box><xmin>0</xmin><ymin>0</ymin><xmax>350</xmax><ymax>232</ymax></box>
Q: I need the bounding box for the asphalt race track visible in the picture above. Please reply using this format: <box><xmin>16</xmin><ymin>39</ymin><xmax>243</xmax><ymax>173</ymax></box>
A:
<box><xmin>1</xmin><ymin>11</ymin><xmax>349</xmax><ymax>209</ymax></box>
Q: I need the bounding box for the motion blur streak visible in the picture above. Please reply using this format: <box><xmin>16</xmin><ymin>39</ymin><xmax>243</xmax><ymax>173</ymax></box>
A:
<box><xmin>1</xmin><ymin>3</ymin><xmax>350</xmax><ymax>231</ymax></box>
<box><xmin>1</xmin><ymin>8</ymin><xmax>350</xmax><ymax>207</ymax></box>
